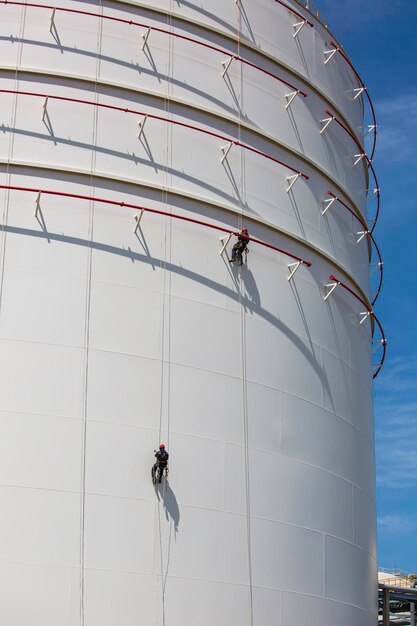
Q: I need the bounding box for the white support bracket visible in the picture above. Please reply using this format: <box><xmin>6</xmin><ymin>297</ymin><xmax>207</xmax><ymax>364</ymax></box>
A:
<box><xmin>367</xmin><ymin>188</ymin><xmax>380</xmax><ymax>200</ymax></box>
<box><xmin>286</xmin><ymin>173</ymin><xmax>300</xmax><ymax>193</ymax></box>
<box><xmin>285</xmin><ymin>90</ymin><xmax>300</xmax><ymax>109</ymax></box>
<box><xmin>137</xmin><ymin>115</ymin><xmax>148</xmax><ymax>139</ymax></box>
<box><xmin>353</xmin><ymin>87</ymin><xmax>366</xmax><ymax>100</ymax></box>
<box><xmin>49</xmin><ymin>8</ymin><xmax>56</xmax><ymax>33</ymax></box>
<box><xmin>287</xmin><ymin>261</ymin><xmax>302</xmax><ymax>281</ymax></box>
<box><xmin>324</xmin><ymin>48</ymin><xmax>339</xmax><ymax>64</ymax></box>
<box><xmin>359</xmin><ymin>311</ymin><xmax>371</xmax><ymax>325</ymax></box>
<box><xmin>293</xmin><ymin>19</ymin><xmax>307</xmax><ymax>37</ymax></box>
<box><xmin>35</xmin><ymin>192</ymin><xmax>41</xmax><ymax>218</ymax></box>
<box><xmin>324</xmin><ymin>281</ymin><xmax>338</xmax><ymax>301</ymax></box>
<box><xmin>221</xmin><ymin>142</ymin><xmax>233</xmax><ymax>164</ymax></box>
<box><xmin>369</xmin><ymin>261</ymin><xmax>383</xmax><ymax>276</ymax></box>
<box><xmin>320</xmin><ymin>116</ymin><xmax>334</xmax><ymax>134</ymax></box>
<box><xmin>353</xmin><ymin>153</ymin><xmax>366</xmax><ymax>166</ymax></box>
<box><xmin>219</xmin><ymin>233</ymin><xmax>232</xmax><ymax>256</ymax></box>
<box><xmin>372</xmin><ymin>338</ymin><xmax>383</xmax><ymax>354</ymax></box>
<box><xmin>355</xmin><ymin>230</ymin><xmax>369</xmax><ymax>244</ymax></box>
<box><xmin>141</xmin><ymin>27</ymin><xmax>151</xmax><ymax>51</ymax></box>
<box><xmin>133</xmin><ymin>210</ymin><xmax>145</xmax><ymax>234</ymax></box>
<box><xmin>366</xmin><ymin>124</ymin><xmax>376</xmax><ymax>135</ymax></box>
<box><xmin>221</xmin><ymin>56</ymin><xmax>233</xmax><ymax>78</ymax></box>
<box><xmin>322</xmin><ymin>196</ymin><xmax>336</xmax><ymax>215</ymax></box>
<box><xmin>42</xmin><ymin>96</ymin><xmax>49</xmax><ymax>122</ymax></box>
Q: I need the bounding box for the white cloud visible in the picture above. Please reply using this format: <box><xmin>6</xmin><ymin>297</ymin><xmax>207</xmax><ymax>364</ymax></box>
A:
<box><xmin>378</xmin><ymin>514</ymin><xmax>414</xmax><ymax>534</ymax></box>
<box><xmin>374</xmin><ymin>94</ymin><xmax>417</xmax><ymax>164</ymax></box>
<box><xmin>375</xmin><ymin>356</ymin><xmax>417</xmax><ymax>487</ymax></box>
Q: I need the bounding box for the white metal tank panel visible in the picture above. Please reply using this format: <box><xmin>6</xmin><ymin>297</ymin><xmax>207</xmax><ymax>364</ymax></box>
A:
<box><xmin>0</xmin><ymin>1</ymin><xmax>381</xmax><ymax>625</ymax></box>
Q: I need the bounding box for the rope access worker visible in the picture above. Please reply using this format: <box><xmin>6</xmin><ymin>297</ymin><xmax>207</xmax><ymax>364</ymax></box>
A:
<box><xmin>229</xmin><ymin>227</ymin><xmax>249</xmax><ymax>265</ymax></box>
<box><xmin>152</xmin><ymin>443</ymin><xmax>169</xmax><ymax>484</ymax></box>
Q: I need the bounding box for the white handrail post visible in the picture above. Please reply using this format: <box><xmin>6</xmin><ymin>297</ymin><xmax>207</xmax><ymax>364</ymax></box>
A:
<box><xmin>219</xmin><ymin>233</ymin><xmax>232</xmax><ymax>256</ymax></box>
<box><xmin>353</xmin><ymin>153</ymin><xmax>366</xmax><ymax>166</ymax></box>
<box><xmin>286</xmin><ymin>173</ymin><xmax>300</xmax><ymax>193</ymax></box>
<box><xmin>221</xmin><ymin>56</ymin><xmax>233</xmax><ymax>78</ymax></box>
<box><xmin>353</xmin><ymin>87</ymin><xmax>365</xmax><ymax>100</ymax></box>
<box><xmin>324</xmin><ymin>48</ymin><xmax>338</xmax><ymax>64</ymax></box>
<box><xmin>141</xmin><ymin>27</ymin><xmax>151</xmax><ymax>51</ymax></box>
<box><xmin>285</xmin><ymin>90</ymin><xmax>299</xmax><ymax>109</ymax></box>
<box><xmin>322</xmin><ymin>196</ymin><xmax>336</xmax><ymax>215</ymax></box>
<box><xmin>35</xmin><ymin>192</ymin><xmax>41</xmax><ymax>218</ymax></box>
<box><xmin>221</xmin><ymin>142</ymin><xmax>233</xmax><ymax>164</ymax></box>
<box><xmin>367</xmin><ymin>188</ymin><xmax>379</xmax><ymax>200</ymax></box>
<box><xmin>287</xmin><ymin>261</ymin><xmax>301</xmax><ymax>281</ymax></box>
<box><xmin>49</xmin><ymin>8</ymin><xmax>56</xmax><ymax>34</ymax></box>
<box><xmin>324</xmin><ymin>281</ymin><xmax>338</xmax><ymax>301</ymax></box>
<box><xmin>137</xmin><ymin>115</ymin><xmax>148</xmax><ymax>139</ymax></box>
<box><xmin>133</xmin><ymin>210</ymin><xmax>145</xmax><ymax>234</ymax></box>
<box><xmin>293</xmin><ymin>20</ymin><xmax>307</xmax><ymax>38</ymax></box>
<box><xmin>320</xmin><ymin>116</ymin><xmax>333</xmax><ymax>134</ymax></box>
<box><xmin>42</xmin><ymin>97</ymin><xmax>49</xmax><ymax>122</ymax></box>
<box><xmin>355</xmin><ymin>230</ymin><xmax>369</xmax><ymax>245</ymax></box>
<box><xmin>359</xmin><ymin>311</ymin><xmax>371</xmax><ymax>325</ymax></box>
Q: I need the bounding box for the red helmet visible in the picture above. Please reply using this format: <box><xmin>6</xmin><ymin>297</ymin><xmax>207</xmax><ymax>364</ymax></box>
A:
<box><xmin>159</xmin><ymin>443</ymin><xmax>165</xmax><ymax>449</ymax></box>
<box><xmin>242</xmin><ymin>228</ymin><xmax>248</xmax><ymax>233</ymax></box>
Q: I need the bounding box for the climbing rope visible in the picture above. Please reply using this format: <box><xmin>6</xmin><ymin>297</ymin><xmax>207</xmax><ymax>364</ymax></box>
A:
<box><xmin>234</xmin><ymin>5</ymin><xmax>254</xmax><ymax>625</ymax></box>
<box><xmin>79</xmin><ymin>5</ymin><xmax>103</xmax><ymax>625</ymax></box>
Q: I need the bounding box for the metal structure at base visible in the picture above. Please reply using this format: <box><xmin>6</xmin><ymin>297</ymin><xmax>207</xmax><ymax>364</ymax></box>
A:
<box><xmin>0</xmin><ymin>1</ymin><xmax>383</xmax><ymax>625</ymax></box>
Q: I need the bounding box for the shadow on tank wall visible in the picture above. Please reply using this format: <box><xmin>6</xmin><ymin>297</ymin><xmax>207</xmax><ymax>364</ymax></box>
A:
<box><xmin>156</xmin><ymin>483</ymin><xmax>180</xmax><ymax>534</ymax></box>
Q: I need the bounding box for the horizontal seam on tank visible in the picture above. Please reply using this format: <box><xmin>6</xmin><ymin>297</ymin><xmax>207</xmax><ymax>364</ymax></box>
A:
<box><xmin>281</xmin><ymin>588</ymin><xmax>374</xmax><ymax>613</ymax></box>
<box><xmin>0</xmin><ymin>559</ymin><xmax>375</xmax><ymax>606</ymax></box>
<box><xmin>0</xmin><ymin>332</ymin><xmax>374</xmax><ymax>441</ymax></box>
<box><xmin>279</xmin><ymin>390</ymin><xmax>375</xmax><ymax>448</ymax></box>
<box><xmin>0</xmin><ymin>305</ymin><xmax>357</xmax><ymax>389</ymax></box>
<box><xmin>0</xmin><ymin>481</ymin><xmax>374</xmax><ymax>556</ymax></box>
<box><xmin>247</xmin><ymin>446</ymin><xmax>375</xmax><ymax>499</ymax></box>
<box><xmin>0</xmin><ymin>404</ymin><xmax>376</xmax><ymax>478</ymax></box>
<box><xmin>0</xmin><ymin>332</ymin><xmax>374</xmax><ymax>443</ymax></box>
<box><xmin>94</xmin><ymin>0</ymin><xmax>365</xmax><ymax>147</ymax></box>
<box><xmin>0</xmin><ymin>557</ymin><xmax>315</xmax><ymax>590</ymax></box>
<box><xmin>0</xmin><ymin>160</ymin><xmax>372</xmax><ymax>307</ymax></box>
<box><xmin>0</xmin><ymin>407</ymin><xmax>375</xmax><ymax>495</ymax></box>
<box><xmin>0</xmin><ymin>64</ymin><xmax>369</xmax><ymax>217</ymax></box>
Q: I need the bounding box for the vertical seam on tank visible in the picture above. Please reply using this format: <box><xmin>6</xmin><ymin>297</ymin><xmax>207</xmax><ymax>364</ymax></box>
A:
<box><xmin>0</xmin><ymin>4</ymin><xmax>25</xmax><ymax>319</ymax></box>
<box><xmin>236</xmin><ymin>4</ymin><xmax>253</xmax><ymax>625</ymax></box>
<box><xmin>79</xmin><ymin>4</ymin><xmax>104</xmax><ymax>625</ymax></box>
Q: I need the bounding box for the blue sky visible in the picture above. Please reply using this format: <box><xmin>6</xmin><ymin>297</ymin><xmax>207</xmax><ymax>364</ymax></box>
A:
<box><xmin>317</xmin><ymin>0</ymin><xmax>417</xmax><ymax>572</ymax></box>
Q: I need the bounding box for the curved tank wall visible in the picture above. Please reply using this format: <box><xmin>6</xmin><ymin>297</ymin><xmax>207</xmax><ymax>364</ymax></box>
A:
<box><xmin>0</xmin><ymin>1</ymin><xmax>378</xmax><ymax>625</ymax></box>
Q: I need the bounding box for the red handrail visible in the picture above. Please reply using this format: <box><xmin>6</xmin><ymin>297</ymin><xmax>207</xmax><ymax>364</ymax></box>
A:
<box><xmin>274</xmin><ymin>0</ymin><xmax>314</xmax><ymax>27</ymax></box>
<box><xmin>0</xmin><ymin>89</ymin><xmax>309</xmax><ymax>180</ymax></box>
<box><xmin>327</xmin><ymin>191</ymin><xmax>383</xmax><ymax>305</ymax></box>
<box><xmin>323</xmin><ymin>109</ymin><xmax>380</xmax><ymax>230</ymax></box>
<box><xmin>0</xmin><ymin>1</ymin><xmax>307</xmax><ymax>98</ymax></box>
<box><xmin>328</xmin><ymin>274</ymin><xmax>386</xmax><ymax>379</ymax></box>
<box><xmin>329</xmin><ymin>42</ymin><xmax>377</xmax><ymax>162</ymax></box>
<box><xmin>0</xmin><ymin>184</ymin><xmax>312</xmax><ymax>266</ymax></box>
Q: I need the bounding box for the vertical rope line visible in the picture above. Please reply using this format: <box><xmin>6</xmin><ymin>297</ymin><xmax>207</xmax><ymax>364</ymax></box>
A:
<box><xmin>236</xmin><ymin>4</ymin><xmax>253</xmax><ymax>625</ymax></box>
<box><xmin>156</xmin><ymin>6</ymin><xmax>174</xmax><ymax>625</ymax></box>
<box><xmin>162</xmin><ymin>0</ymin><xmax>173</xmax><ymax>467</ymax></box>
<box><xmin>79</xmin><ymin>5</ymin><xmax>103</xmax><ymax>624</ymax></box>
<box><xmin>0</xmin><ymin>4</ymin><xmax>26</xmax><ymax>318</ymax></box>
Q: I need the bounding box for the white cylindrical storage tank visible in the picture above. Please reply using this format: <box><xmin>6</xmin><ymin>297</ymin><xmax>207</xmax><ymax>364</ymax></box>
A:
<box><xmin>0</xmin><ymin>1</ymin><xmax>383</xmax><ymax>625</ymax></box>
